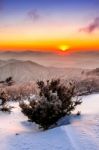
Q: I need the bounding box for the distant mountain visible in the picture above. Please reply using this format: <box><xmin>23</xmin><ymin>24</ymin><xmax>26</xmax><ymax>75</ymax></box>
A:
<box><xmin>87</xmin><ymin>68</ymin><xmax>99</xmax><ymax>76</ymax></box>
<box><xmin>0</xmin><ymin>59</ymin><xmax>84</xmax><ymax>82</ymax></box>
<box><xmin>0</xmin><ymin>60</ymin><xmax>6</xmax><ymax>66</ymax></box>
<box><xmin>0</xmin><ymin>59</ymin><xmax>23</xmax><ymax>68</ymax></box>
<box><xmin>0</xmin><ymin>50</ymin><xmax>99</xmax><ymax>69</ymax></box>
<box><xmin>0</xmin><ymin>60</ymin><xmax>48</xmax><ymax>82</ymax></box>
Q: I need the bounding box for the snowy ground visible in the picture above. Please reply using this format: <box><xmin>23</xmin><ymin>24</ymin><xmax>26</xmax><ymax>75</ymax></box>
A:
<box><xmin>0</xmin><ymin>94</ymin><xmax>99</xmax><ymax>150</ymax></box>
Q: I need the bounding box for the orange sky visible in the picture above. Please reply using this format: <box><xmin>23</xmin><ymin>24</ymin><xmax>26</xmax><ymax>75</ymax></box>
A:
<box><xmin>0</xmin><ymin>0</ymin><xmax>99</xmax><ymax>52</ymax></box>
<box><xmin>0</xmin><ymin>36</ymin><xmax>99</xmax><ymax>52</ymax></box>
<box><xmin>0</xmin><ymin>23</ymin><xmax>99</xmax><ymax>52</ymax></box>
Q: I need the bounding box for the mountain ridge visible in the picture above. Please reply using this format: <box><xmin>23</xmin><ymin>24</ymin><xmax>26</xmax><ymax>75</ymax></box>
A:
<box><xmin>0</xmin><ymin>60</ymin><xmax>85</xmax><ymax>82</ymax></box>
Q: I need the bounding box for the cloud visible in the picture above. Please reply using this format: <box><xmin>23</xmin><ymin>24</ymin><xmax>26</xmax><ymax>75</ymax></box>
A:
<box><xmin>27</xmin><ymin>9</ymin><xmax>40</xmax><ymax>22</ymax></box>
<box><xmin>79</xmin><ymin>17</ymin><xmax>99</xmax><ymax>33</ymax></box>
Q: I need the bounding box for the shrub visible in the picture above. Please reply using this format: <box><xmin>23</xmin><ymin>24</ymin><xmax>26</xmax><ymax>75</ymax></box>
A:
<box><xmin>0</xmin><ymin>81</ymin><xmax>37</xmax><ymax>101</ymax></box>
<box><xmin>5</xmin><ymin>77</ymin><xmax>14</xmax><ymax>86</ymax></box>
<box><xmin>0</xmin><ymin>91</ymin><xmax>8</xmax><ymax>106</ymax></box>
<box><xmin>0</xmin><ymin>91</ymin><xmax>12</xmax><ymax>113</ymax></box>
<box><xmin>0</xmin><ymin>105</ymin><xmax>12</xmax><ymax>113</ymax></box>
<box><xmin>20</xmin><ymin>79</ymin><xmax>82</xmax><ymax>130</ymax></box>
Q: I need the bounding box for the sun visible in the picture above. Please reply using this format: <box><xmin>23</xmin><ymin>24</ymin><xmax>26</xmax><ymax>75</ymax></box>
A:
<box><xmin>59</xmin><ymin>45</ymin><xmax>70</xmax><ymax>51</ymax></box>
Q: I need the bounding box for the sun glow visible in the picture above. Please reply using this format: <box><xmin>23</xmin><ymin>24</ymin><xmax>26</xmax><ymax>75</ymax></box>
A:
<box><xmin>59</xmin><ymin>45</ymin><xmax>70</xmax><ymax>51</ymax></box>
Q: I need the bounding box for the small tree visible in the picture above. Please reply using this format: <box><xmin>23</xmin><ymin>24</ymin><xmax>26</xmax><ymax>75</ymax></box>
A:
<box><xmin>20</xmin><ymin>79</ymin><xmax>82</xmax><ymax>130</ymax></box>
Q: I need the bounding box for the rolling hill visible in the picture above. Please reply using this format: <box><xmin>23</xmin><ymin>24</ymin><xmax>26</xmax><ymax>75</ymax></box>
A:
<box><xmin>0</xmin><ymin>60</ymin><xmax>84</xmax><ymax>82</ymax></box>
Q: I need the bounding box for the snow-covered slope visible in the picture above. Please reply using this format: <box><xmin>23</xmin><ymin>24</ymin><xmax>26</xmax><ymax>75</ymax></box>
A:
<box><xmin>0</xmin><ymin>94</ymin><xmax>99</xmax><ymax>150</ymax></box>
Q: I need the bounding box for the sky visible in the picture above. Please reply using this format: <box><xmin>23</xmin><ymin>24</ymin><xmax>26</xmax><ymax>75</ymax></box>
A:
<box><xmin>0</xmin><ymin>0</ymin><xmax>99</xmax><ymax>52</ymax></box>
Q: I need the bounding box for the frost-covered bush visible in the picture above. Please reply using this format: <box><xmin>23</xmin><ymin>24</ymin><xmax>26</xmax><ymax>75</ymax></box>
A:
<box><xmin>20</xmin><ymin>79</ymin><xmax>82</xmax><ymax>130</ymax></box>
<box><xmin>0</xmin><ymin>91</ymin><xmax>11</xmax><ymax>112</ymax></box>
<box><xmin>0</xmin><ymin>82</ymin><xmax>37</xmax><ymax>101</ymax></box>
<box><xmin>0</xmin><ymin>105</ymin><xmax>12</xmax><ymax>113</ymax></box>
<box><xmin>0</xmin><ymin>91</ymin><xmax>8</xmax><ymax>106</ymax></box>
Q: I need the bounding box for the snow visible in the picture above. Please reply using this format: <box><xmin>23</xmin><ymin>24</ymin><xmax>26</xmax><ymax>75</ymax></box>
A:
<box><xmin>0</xmin><ymin>94</ymin><xmax>99</xmax><ymax>150</ymax></box>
